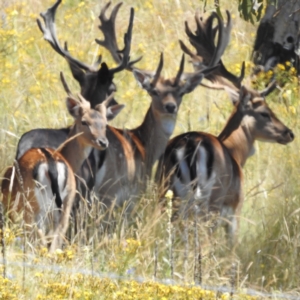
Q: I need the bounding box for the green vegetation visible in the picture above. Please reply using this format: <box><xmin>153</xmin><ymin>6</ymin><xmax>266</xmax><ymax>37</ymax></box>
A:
<box><xmin>0</xmin><ymin>0</ymin><xmax>299</xmax><ymax>299</ymax></box>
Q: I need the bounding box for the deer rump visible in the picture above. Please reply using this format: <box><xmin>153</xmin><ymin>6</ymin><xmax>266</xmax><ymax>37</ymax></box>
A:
<box><xmin>2</xmin><ymin>148</ymin><xmax>73</xmax><ymax>232</ymax></box>
<box><xmin>157</xmin><ymin>131</ymin><xmax>242</xmax><ymax>218</ymax></box>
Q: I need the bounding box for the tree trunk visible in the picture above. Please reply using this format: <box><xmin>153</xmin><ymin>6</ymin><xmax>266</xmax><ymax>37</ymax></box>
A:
<box><xmin>252</xmin><ymin>0</ymin><xmax>300</xmax><ymax>74</ymax></box>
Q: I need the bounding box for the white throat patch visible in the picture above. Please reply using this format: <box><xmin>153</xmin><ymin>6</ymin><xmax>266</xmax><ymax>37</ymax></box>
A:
<box><xmin>161</xmin><ymin>117</ymin><xmax>176</xmax><ymax>136</ymax></box>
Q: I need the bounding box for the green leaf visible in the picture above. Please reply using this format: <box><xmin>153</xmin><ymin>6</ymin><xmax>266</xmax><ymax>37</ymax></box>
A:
<box><xmin>238</xmin><ymin>0</ymin><xmax>265</xmax><ymax>23</ymax></box>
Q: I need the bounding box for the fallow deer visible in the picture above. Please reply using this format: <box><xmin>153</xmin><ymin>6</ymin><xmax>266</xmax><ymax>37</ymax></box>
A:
<box><xmin>89</xmin><ymin>54</ymin><xmax>216</xmax><ymax>211</ymax></box>
<box><xmin>156</xmin><ymin>10</ymin><xmax>295</xmax><ymax>244</ymax></box>
<box><xmin>1</xmin><ymin>74</ymin><xmax>125</xmax><ymax>251</ymax></box>
<box><xmin>81</xmin><ymin>7</ymin><xmax>225</xmax><ymax>214</ymax></box>
<box><xmin>16</xmin><ymin>0</ymin><xmax>138</xmax><ymax>159</ymax></box>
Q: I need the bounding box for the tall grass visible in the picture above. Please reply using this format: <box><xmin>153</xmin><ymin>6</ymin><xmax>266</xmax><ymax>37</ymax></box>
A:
<box><xmin>0</xmin><ymin>0</ymin><xmax>299</xmax><ymax>297</ymax></box>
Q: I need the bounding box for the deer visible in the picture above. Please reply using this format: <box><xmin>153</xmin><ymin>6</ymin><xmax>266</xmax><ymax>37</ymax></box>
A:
<box><xmin>16</xmin><ymin>0</ymin><xmax>139</xmax><ymax>159</ymax></box>
<box><xmin>77</xmin><ymin>7</ymin><xmax>227</xmax><ymax>218</ymax></box>
<box><xmin>83</xmin><ymin>54</ymin><xmax>218</xmax><ymax>216</ymax></box>
<box><xmin>13</xmin><ymin>1</ymin><xmax>138</xmax><ymax>227</ymax></box>
<box><xmin>1</xmin><ymin>74</ymin><xmax>125</xmax><ymax>252</ymax></box>
<box><xmin>156</xmin><ymin>10</ymin><xmax>295</xmax><ymax>245</ymax></box>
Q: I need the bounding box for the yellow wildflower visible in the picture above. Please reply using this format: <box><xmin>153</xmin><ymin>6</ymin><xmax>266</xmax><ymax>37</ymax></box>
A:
<box><xmin>289</xmin><ymin>106</ymin><xmax>296</xmax><ymax>115</ymax></box>
<box><xmin>165</xmin><ymin>190</ymin><xmax>174</xmax><ymax>199</ymax></box>
<box><xmin>10</xmin><ymin>10</ymin><xmax>18</xmax><ymax>16</ymax></box>
<box><xmin>266</xmin><ymin>70</ymin><xmax>273</xmax><ymax>78</ymax></box>
<box><xmin>290</xmin><ymin>67</ymin><xmax>297</xmax><ymax>75</ymax></box>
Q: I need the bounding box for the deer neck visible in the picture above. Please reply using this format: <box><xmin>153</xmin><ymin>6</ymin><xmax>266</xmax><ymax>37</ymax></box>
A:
<box><xmin>218</xmin><ymin>112</ymin><xmax>255</xmax><ymax>167</ymax></box>
<box><xmin>133</xmin><ymin>107</ymin><xmax>176</xmax><ymax>175</ymax></box>
<box><xmin>60</xmin><ymin>124</ymin><xmax>92</xmax><ymax>173</ymax></box>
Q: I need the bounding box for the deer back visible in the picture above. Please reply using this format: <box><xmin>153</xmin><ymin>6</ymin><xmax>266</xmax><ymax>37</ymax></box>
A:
<box><xmin>91</xmin><ymin>53</ymin><xmax>217</xmax><ymax>209</ymax></box>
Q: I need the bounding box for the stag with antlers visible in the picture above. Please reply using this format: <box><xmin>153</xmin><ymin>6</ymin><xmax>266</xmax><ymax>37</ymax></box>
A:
<box><xmin>156</xmin><ymin>11</ymin><xmax>295</xmax><ymax>245</ymax></box>
<box><xmin>84</xmin><ymin>53</ymin><xmax>218</xmax><ymax>215</ymax></box>
<box><xmin>16</xmin><ymin>0</ymin><xmax>137</xmax><ymax>159</ymax></box>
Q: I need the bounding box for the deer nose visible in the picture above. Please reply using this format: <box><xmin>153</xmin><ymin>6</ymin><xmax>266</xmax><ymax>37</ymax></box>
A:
<box><xmin>288</xmin><ymin>130</ymin><xmax>295</xmax><ymax>141</ymax></box>
<box><xmin>165</xmin><ymin>103</ymin><xmax>177</xmax><ymax>114</ymax></box>
<box><xmin>284</xmin><ymin>129</ymin><xmax>295</xmax><ymax>141</ymax></box>
<box><xmin>97</xmin><ymin>138</ymin><xmax>108</xmax><ymax>149</ymax></box>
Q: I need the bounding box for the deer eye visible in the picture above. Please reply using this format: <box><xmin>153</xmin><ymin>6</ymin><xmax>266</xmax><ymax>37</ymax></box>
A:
<box><xmin>260</xmin><ymin>112</ymin><xmax>270</xmax><ymax>119</ymax></box>
<box><xmin>81</xmin><ymin>120</ymin><xmax>89</xmax><ymax>126</ymax></box>
<box><xmin>150</xmin><ymin>89</ymin><xmax>160</xmax><ymax>97</ymax></box>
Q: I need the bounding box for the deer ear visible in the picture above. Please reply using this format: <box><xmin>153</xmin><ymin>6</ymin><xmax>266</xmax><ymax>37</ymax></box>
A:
<box><xmin>106</xmin><ymin>104</ymin><xmax>125</xmax><ymax>121</ymax></box>
<box><xmin>66</xmin><ymin>96</ymin><xmax>82</xmax><ymax>119</ymax></box>
<box><xmin>133</xmin><ymin>70</ymin><xmax>152</xmax><ymax>90</ymax></box>
<box><xmin>224</xmin><ymin>86</ymin><xmax>240</xmax><ymax>105</ymax></box>
<box><xmin>180</xmin><ymin>73</ymin><xmax>204</xmax><ymax>95</ymax></box>
<box><xmin>68</xmin><ymin>61</ymin><xmax>85</xmax><ymax>84</ymax></box>
<box><xmin>239</xmin><ymin>86</ymin><xmax>252</xmax><ymax>109</ymax></box>
<box><xmin>259</xmin><ymin>81</ymin><xmax>277</xmax><ymax>97</ymax></box>
<box><xmin>179</xmin><ymin>65</ymin><xmax>219</xmax><ymax>95</ymax></box>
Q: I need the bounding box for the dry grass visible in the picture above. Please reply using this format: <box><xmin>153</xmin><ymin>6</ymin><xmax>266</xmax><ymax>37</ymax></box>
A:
<box><xmin>0</xmin><ymin>0</ymin><xmax>300</xmax><ymax>298</ymax></box>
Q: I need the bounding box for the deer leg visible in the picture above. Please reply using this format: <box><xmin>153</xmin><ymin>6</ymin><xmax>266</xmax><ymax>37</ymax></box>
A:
<box><xmin>194</xmin><ymin>145</ymin><xmax>217</xmax><ymax>222</ymax></box>
<box><xmin>220</xmin><ymin>205</ymin><xmax>238</xmax><ymax>247</ymax></box>
<box><xmin>49</xmin><ymin>189</ymin><xmax>75</xmax><ymax>253</ymax></box>
<box><xmin>35</xmin><ymin>212</ymin><xmax>47</xmax><ymax>247</ymax></box>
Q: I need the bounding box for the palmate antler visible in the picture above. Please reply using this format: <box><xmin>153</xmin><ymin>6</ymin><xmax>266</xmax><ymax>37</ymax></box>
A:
<box><xmin>95</xmin><ymin>2</ymin><xmax>142</xmax><ymax>71</ymax></box>
<box><xmin>37</xmin><ymin>0</ymin><xmax>134</xmax><ymax>75</ymax></box>
<box><xmin>96</xmin><ymin>2</ymin><xmax>219</xmax><ymax>87</ymax></box>
<box><xmin>180</xmin><ymin>11</ymin><xmax>245</xmax><ymax>93</ymax></box>
<box><xmin>180</xmin><ymin>10</ymin><xmax>278</xmax><ymax>100</ymax></box>
<box><xmin>37</xmin><ymin>0</ymin><xmax>99</xmax><ymax>72</ymax></box>
<box><xmin>36</xmin><ymin>0</ymin><xmax>141</xmax><ymax>108</ymax></box>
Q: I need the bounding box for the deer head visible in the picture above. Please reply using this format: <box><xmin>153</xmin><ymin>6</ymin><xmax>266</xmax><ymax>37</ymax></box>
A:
<box><xmin>219</xmin><ymin>82</ymin><xmax>294</xmax><ymax>146</ymax></box>
<box><xmin>37</xmin><ymin>0</ymin><xmax>137</xmax><ymax>108</ymax></box>
<box><xmin>60</xmin><ymin>72</ymin><xmax>125</xmax><ymax>150</ymax></box>
<box><xmin>133</xmin><ymin>53</ymin><xmax>217</xmax><ymax>135</ymax></box>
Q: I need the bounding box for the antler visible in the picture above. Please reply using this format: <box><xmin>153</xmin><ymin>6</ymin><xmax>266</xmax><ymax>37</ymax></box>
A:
<box><xmin>173</xmin><ymin>54</ymin><xmax>185</xmax><ymax>86</ymax></box>
<box><xmin>95</xmin><ymin>2</ymin><xmax>142</xmax><ymax>72</ymax></box>
<box><xmin>151</xmin><ymin>53</ymin><xmax>164</xmax><ymax>86</ymax></box>
<box><xmin>60</xmin><ymin>71</ymin><xmax>90</xmax><ymax>111</ymax></box>
<box><xmin>60</xmin><ymin>71</ymin><xmax>72</xmax><ymax>96</ymax></box>
<box><xmin>37</xmin><ymin>0</ymin><xmax>99</xmax><ymax>72</ymax></box>
<box><xmin>180</xmin><ymin>10</ymin><xmax>245</xmax><ymax>91</ymax></box>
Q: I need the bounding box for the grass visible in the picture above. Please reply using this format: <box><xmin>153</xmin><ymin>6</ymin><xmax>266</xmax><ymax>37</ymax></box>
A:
<box><xmin>0</xmin><ymin>0</ymin><xmax>300</xmax><ymax>298</ymax></box>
